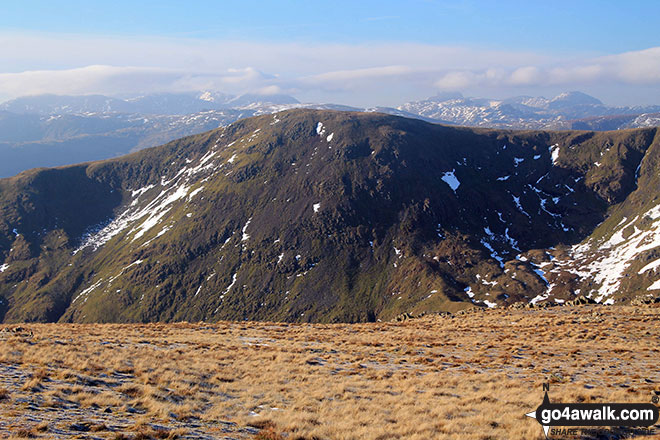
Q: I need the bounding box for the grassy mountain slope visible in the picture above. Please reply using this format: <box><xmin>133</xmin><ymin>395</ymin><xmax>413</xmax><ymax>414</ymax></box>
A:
<box><xmin>0</xmin><ymin>110</ymin><xmax>657</xmax><ymax>323</ymax></box>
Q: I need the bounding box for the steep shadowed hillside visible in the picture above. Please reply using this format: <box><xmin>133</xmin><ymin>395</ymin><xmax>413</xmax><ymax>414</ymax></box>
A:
<box><xmin>0</xmin><ymin>110</ymin><xmax>657</xmax><ymax>323</ymax></box>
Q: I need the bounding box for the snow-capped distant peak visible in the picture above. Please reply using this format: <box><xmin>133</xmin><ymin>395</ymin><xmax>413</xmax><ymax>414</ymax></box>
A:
<box><xmin>199</xmin><ymin>91</ymin><xmax>215</xmax><ymax>102</ymax></box>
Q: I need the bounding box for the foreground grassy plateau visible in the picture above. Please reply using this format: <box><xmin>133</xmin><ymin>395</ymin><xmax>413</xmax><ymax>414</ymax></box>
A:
<box><xmin>0</xmin><ymin>306</ymin><xmax>658</xmax><ymax>440</ymax></box>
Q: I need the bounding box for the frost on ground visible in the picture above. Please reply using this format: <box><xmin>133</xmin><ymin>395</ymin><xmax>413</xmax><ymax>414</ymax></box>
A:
<box><xmin>0</xmin><ymin>307</ymin><xmax>656</xmax><ymax>440</ymax></box>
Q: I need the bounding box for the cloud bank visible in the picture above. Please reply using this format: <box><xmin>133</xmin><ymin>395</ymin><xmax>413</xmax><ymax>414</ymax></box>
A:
<box><xmin>0</xmin><ymin>32</ymin><xmax>659</xmax><ymax>106</ymax></box>
<box><xmin>434</xmin><ymin>47</ymin><xmax>660</xmax><ymax>90</ymax></box>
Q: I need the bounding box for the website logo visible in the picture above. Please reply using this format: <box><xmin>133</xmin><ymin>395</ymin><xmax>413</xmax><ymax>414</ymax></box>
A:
<box><xmin>526</xmin><ymin>384</ymin><xmax>659</xmax><ymax>438</ymax></box>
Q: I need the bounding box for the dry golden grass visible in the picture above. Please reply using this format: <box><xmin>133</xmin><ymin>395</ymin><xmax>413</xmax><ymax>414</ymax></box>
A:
<box><xmin>0</xmin><ymin>305</ymin><xmax>658</xmax><ymax>439</ymax></box>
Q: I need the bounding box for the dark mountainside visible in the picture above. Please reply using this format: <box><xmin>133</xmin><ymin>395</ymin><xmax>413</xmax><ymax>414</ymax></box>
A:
<box><xmin>0</xmin><ymin>110</ymin><xmax>658</xmax><ymax>323</ymax></box>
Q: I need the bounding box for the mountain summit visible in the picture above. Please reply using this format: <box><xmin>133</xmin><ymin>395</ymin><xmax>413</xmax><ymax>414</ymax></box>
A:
<box><xmin>0</xmin><ymin>110</ymin><xmax>657</xmax><ymax>323</ymax></box>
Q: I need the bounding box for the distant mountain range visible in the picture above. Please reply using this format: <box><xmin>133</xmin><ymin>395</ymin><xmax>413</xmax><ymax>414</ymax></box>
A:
<box><xmin>0</xmin><ymin>91</ymin><xmax>300</xmax><ymax>115</ymax></box>
<box><xmin>397</xmin><ymin>91</ymin><xmax>660</xmax><ymax>130</ymax></box>
<box><xmin>0</xmin><ymin>92</ymin><xmax>354</xmax><ymax>177</ymax></box>
<box><xmin>0</xmin><ymin>110</ymin><xmax>658</xmax><ymax>323</ymax></box>
<box><xmin>0</xmin><ymin>91</ymin><xmax>659</xmax><ymax>177</ymax></box>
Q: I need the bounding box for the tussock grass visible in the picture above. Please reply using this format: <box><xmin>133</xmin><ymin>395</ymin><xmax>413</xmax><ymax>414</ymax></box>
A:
<box><xmin>0</xmin><ymin>306</ymin><xmax>658</xmax><ymax>439</ymax></box>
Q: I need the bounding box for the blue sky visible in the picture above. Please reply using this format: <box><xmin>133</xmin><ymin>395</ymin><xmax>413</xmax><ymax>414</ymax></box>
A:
<box><xmin>1</xmin><ymin>0</ymin><xmax>659</xmax><ymax>106</ymax></box>
<box><xmin>2</xmin><ymin>0</ymin><xmax>658</xmax><ymax>52</ymax></box>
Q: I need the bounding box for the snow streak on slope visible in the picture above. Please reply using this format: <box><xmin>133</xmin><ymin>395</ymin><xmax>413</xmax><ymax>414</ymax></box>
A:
<box><xmin>75</xmin><ymin>130</ymin><xmax>235</xmax><ymax>253</ymax></box>
<box><xmin>548</xmin><ymin>204</ymin><xmax>660</xmax><ymax>303</ymax></box>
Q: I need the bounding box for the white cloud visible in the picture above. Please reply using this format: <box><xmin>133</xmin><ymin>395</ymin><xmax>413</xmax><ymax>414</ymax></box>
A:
<box><xmin>255</xmin><ymin>85</ymin><xmax>283</xmax><ymax>95</ymax></box>
<box><xmin>306</xmin><ymin>65</ymin><xmax>413</xmax><ymax>83</ymax></box>
<box><xmin>0</xmin><ymin>65</ymin><xmax>277</xmax><ymax>99</ymax></box>
<box><xmin>435</xmin><ymin>71</ymin><xmax>479</xmax><ymax>90</ymax></box>
<box><xmin>598</xmin><ymin>47</ymin><xmax>660</xmax><ymax>83</ymax></box>
<box><xmin>0</xmin><ymin>32</ymin><xmax>658</xmax><ymax>106</ymax></box>
<box><xmin>509</xmin><ymin>66</ymin><xmax>544</xmax><ymax>85</ymax></box>
<box><xmin>433</xmin><ymin>47</ymin><xmax>660</xmax><ymax>96</ymax></box>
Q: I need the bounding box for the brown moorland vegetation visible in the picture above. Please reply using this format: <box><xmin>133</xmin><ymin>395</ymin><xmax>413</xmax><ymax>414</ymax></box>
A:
<box><xmin>0</xmin><ymin>305</ymin><xmax>658</xmax><ymax>439</ymax></box>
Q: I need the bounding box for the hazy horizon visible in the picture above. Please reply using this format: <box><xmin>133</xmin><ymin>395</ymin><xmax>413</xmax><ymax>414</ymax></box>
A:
<box><xmin>2</xmin><ymin>1</ymin><xmax>660</xmax><ymax>107</ymax></box>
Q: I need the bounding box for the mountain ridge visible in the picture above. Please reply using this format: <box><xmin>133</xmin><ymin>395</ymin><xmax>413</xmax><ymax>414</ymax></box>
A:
<box><xmin>1</xmin><ymin>91</ymin><xmax>659</xmax><ymax>179</ymax></box>
<box><xmin>0</xmin><ymin>110</ymin><xmax>658</xmax><ymax>323</ymax></box>
<box><xmin>398</xmin><ymin>91</ymin><xmax>660</xmax><ymax>130</ymax></box>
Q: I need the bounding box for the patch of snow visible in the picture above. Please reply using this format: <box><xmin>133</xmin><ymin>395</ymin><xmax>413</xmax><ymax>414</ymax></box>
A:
<box><xmin>536</xmin><ymin>173</ymin><xmax>548</xmax><ymax>184</ymax></box>
<box><xmin>160</xmin><ymin>167</ymin><xmax>188</xmax><ymax>187</ymax></box>
<box><xmin>513</xmin><ymin>157</ymin><xmax>524</xmax><ymax>166</ymax></box>
<box><xmin>316</xmin><ymin>122</ymin><xmax>326</xmax><ymax>137</ymax></box>
<box><xmin>531</xmin><ymin>265</ymin><xmax>549</xmax><ymax>286</ymax></box>
<box><xmin>227</xmin><ymin>153</ymin><xmax>238</xmax><ymax>164</ymax></box>
<box><xmin>132</xmin><ymin>184</ymin><xmax>190</xmax><ymax>241</ymax></box>
<box><xmin>614</xmin><ymin>217</ymin><xmax>628</xmax><ymax>229</ymax></box>
<box><xmin>530</xmin><ymin>292</ymin><xmax>549</xmax><ymax>304</ymax></box>
<box><xmin>77</xmin><ymin>181</ymin><xmax>192</xmax><ymax>252</ymax></box>
<box><xmin>125</xmin><ymin>259</ymin><xmax>143</xmax><ymax>270</ymax></box>
<box><xmin>441</xmin><ymin>170</ymin><xmax>460</xmax><ymax>192</ymax></box>
<box><xmin>72</xmin><ymin>278</ymin><xmax>104</xmax><ymax>303</ymax></box>
<box><xmin>572</xmin><ymin>205</ymin><xmax>660</xmax><ymax>301</ymax></box>
<box><xmin>512</xmin><ymin>195</ymin><xmax>530</xmax><ymax>218</ymax></box>
<box><xmin>497</xmin><ymin>176</ymin><xmax>510</xmax><ymax>181</ymax></box>
<box><xmin>480</xmin><ymin>239</ymin><xmax>504</xmax><ymax>268</ymax></box>
<box><xmin>223</xmin><ymin>273</ymin><xmax>238</xmax><ymax>296</ymax></box>
<box><xmin>313</xmin><ymin>203</ymin><xmax>321</xmax><ymax>213</ymax></box>
<box><xmin>605</xmin><ymin>216</ymin><xmax>638</xmax><ymax>247</ymax></box>
<box><xmin>483</xmin><ymin>300</ymin><xmax>497</xmax><ymax>308</ymax></box>
<box><xmin>648</xmin><ymin>279</ymin><xmax>660</xmax><ymax>290</ymax></box>
<box><xmin>188</xmin><ymin>186</ymin><xmax>204</xmax><ymax>200</ymax></box>
<box><xmin>464</xmin><ymin>286</ymin><xmax>474</xmax><ymax>298</ymax></box>
<box><xmin>326</xmin><ymin>133</ymin><xmax>334</xmax><ymax>142</ymax></box>
<box><xmin>131</xmin><ymin>185</ymin><xmax>155</xmax><ymax>200</ymax></box>
<box><xmin>646</xmin><ymin>204</ymin><xmax>660</xmax><ymax>221</ymax></box>
<box><xmin>241</xmin><ymin>217</ymin><xmax>252</xmax><ymax>241</ymax></box>
<box><xmin>639</xmin><ymin>258</ymin><xmax>660</xmax><ymax>274</ymax></box>
<box><xmin>549</xmin><ymin>144</ymin><xmax>560</xmax><ymax>165</ymax></box>
<box><xmin>533</xmin><ymin>154</ymin><xmax>541</xmax><ymax>160</ymax></box>
<box><xmin>199</xmin><ymin>150</ymin><xmax>218</xmax><ymax>166</ymax></box>
<box><xmin>504</xmin><ymin>228</ymin><xmax>520</xmax><ymax>251</ymax></box>
<box><xmin>199</xmin><ymin>91</ymin><xmax>214</xmax><ymax>102</ymax></box>
<box><xmin>0</xmin><ymin>264</ymin><xmax>9</xmax><ymax>272</ymax></box>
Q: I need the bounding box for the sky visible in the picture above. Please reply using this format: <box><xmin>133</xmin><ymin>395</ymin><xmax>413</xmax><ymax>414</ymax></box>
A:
<box><xmin>1</xmin><ymin>0</ymin><xmax>659</xmax><ymax>107</ymax></box>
